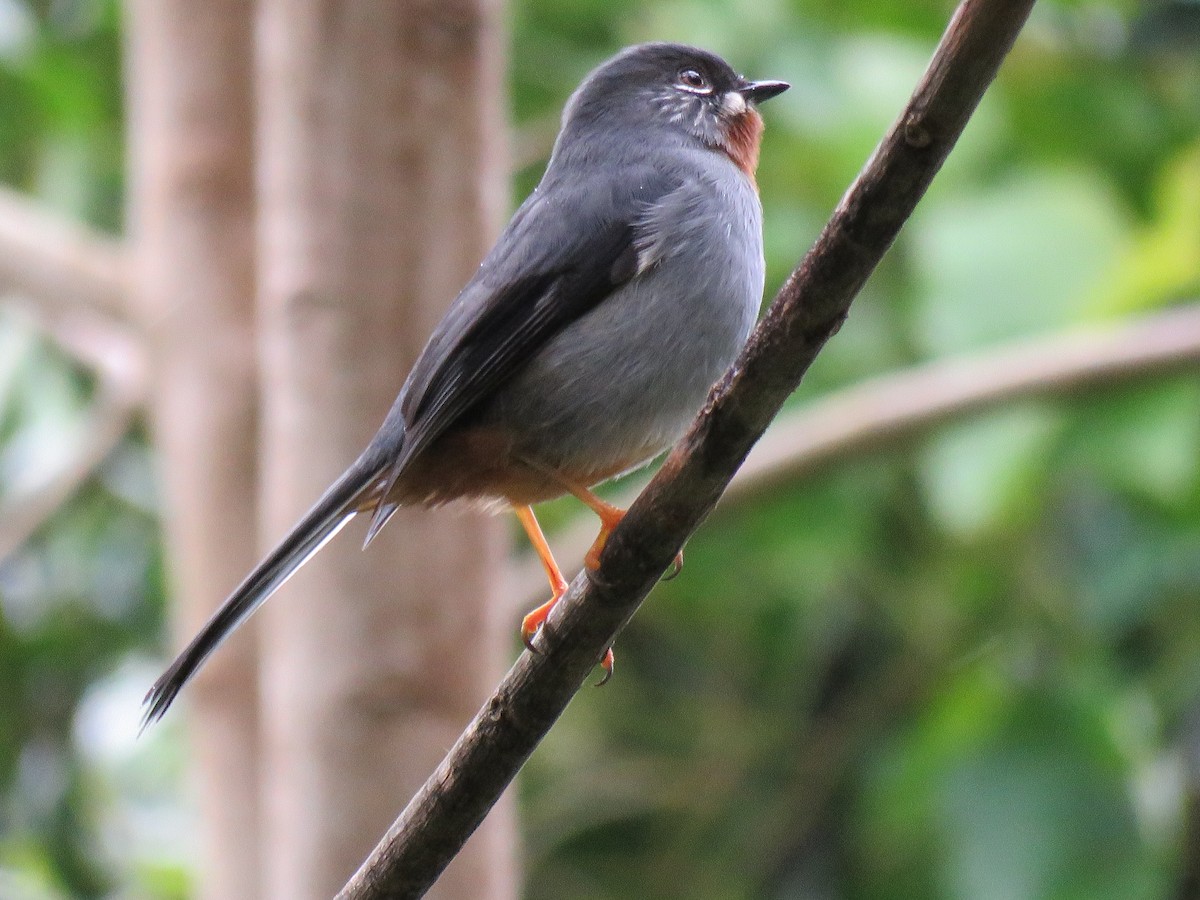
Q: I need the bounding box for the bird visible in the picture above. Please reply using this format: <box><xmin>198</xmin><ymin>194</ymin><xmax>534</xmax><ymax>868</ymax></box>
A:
<box><xmin>141</xmin><ymin>42</ymin><xmax>788</xmax><ymax>728</ymax></box>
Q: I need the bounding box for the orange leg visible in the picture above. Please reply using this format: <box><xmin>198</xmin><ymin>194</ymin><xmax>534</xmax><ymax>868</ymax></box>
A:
<box><xmin>516</xmin><ymin>505</ymin><xmax>568</xmax><ymax>650</ymax></box>
<box><xmin>561</xmin><ymin>481</ymin><xmax>684</xmax><ymax>577</ymax></box>
<box><xmin>560</xmin><ymin>484</ymin><xmax>626</xmax><ymax>570</ymax></box>
<box><xmin>514</xmin><ymin>504</ymin><xmax>615</xmax><ymax>683</ymax></box>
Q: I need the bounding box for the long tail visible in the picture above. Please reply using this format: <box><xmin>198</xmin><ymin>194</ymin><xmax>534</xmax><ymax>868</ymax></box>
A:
<box><xmin>141</xmin><ymin>449</ymin><xmax>387</xmax><ymax>730</ymax></box>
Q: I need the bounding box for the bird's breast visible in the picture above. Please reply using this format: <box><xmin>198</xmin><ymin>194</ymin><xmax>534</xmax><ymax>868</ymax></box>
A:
<box><xmin>718</xmin><ymin>108</ymin><xmax>765</xmax><ymax>182</ymax></box>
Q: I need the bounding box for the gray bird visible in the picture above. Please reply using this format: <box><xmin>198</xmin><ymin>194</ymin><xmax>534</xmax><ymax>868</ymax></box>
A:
<box><xmin>143</xmin><ymin>42</ymin><xmax>788</xmax><ymax>727</ymax></box>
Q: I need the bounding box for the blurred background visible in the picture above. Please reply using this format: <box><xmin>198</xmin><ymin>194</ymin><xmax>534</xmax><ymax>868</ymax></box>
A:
<box><xmin>0</xmin><ymin>0</ymin><xmax>1198</xmax><ymax>897</ymax></box>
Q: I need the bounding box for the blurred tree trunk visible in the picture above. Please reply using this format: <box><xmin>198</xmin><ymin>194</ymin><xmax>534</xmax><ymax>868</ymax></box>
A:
<box><xmin>255</xmin><ymin>1</ymin><xmax>516</xmax><ymax>898</ymax></box>
<box><xmin>124</xmin><ymin>2</ymin><xmax>262</xmax><ymax>899</ymax></box>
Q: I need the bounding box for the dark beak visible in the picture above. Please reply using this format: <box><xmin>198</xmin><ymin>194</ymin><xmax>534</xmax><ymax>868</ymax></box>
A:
<box><xmin>738</xmin><ymin>79</ymin><xmax>790</xmax><ymax>104</ymax></box>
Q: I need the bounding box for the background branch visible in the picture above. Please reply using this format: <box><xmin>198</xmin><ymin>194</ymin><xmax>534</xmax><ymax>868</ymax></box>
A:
<box><xmin>511</xmin><ymin>300</ymin><xmax>1200</xmax><ymax>603</ymax></box>
<box><xmin>0</xmin><ymin>187</ymin><xmax>129</xmax><ymax>322</ymax></box>
<box><xmin>338</xmin><ymin>0</ymin><xmax>1039</xmax><ymax>896</ymax></box>
<box><xmin>0</xmin><ymin>185</ymin><xmax>138</xmax><ymax>561</ymax></box>
<box><xmin>0</xmin><ymin>311</ymin><xmax>146</xmax><ymax>562</ymax></box>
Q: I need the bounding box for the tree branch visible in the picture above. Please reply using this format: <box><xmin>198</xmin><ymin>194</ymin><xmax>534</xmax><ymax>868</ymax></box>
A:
<box><xmin>338</xmin><ymin>1</ymin><xmax>1038</xmax><ymax>895</ymax></box>
<box><xmin>0</xmin><ymin>187</ymin><xmax>129</xmax><ymax>321</ymax></box>
<box><xmin>511</xmin><ymin>300</ymin><xmax>1200</xmax><ymax>603</ymax></box>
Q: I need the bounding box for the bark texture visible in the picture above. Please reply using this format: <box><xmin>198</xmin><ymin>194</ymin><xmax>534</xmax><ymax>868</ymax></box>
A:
<box><xmin>124</xmin><ymin>2</ymin><xmax>261</xmax><ymax>898</ymax></box>
<box><xmin>255</xmin><ymin>1</ymin><xmax>516</xmax><ymax>897</ymax></box>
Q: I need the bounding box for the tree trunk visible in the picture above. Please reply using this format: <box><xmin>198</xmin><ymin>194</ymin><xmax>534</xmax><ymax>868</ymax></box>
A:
<box><xmin>124</xmin><ymin>2</ymin><xmax>261</xmax><ymax>899</ymax></box>
<box><xmin>255</xmin><ymin>1</ymin><xmax>516</xmax><ymax>898</ymax></box>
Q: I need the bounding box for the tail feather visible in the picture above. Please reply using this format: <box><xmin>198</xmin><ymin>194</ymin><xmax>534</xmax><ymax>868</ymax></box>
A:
<box><xmin>362</xmin><ymin>457</ymin><xmax>407</xmax><ymax>548</ymax></box>
<box><xmin>141</xmin><ymin>452</ymin><xmax>385</xmax><ymax>731</ymax></box>
<box><xmin>363</xmin><ymin>499</ymin><xmax>401</xmax><ymax>549</ymax></box>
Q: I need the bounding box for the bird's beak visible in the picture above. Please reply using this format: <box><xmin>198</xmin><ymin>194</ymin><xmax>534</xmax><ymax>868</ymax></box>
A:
<box><xmin>738</xmin><ymin>79</ymin><xmax>790</xmax><ymax>104</ymax></box>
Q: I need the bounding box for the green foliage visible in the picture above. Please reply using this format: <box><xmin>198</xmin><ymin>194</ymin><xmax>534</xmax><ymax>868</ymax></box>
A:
<box><xmin>0</xmin><ymin>3</ymin><xmax>161</xmax><ymax>894</ymax></box>
<box><xmin>0</xmin><ymin>323</ymin><xmax>165</xmax><ymax>896</ymax></box>
<box><xmin>0</xmin><ymin>0</ymin><xmax>1198</xmax><ymax>896</ymax></box>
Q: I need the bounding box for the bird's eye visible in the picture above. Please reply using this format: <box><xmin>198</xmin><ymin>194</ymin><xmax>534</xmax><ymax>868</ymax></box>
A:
<box><xmin>676</xmin><ymin>69</ymin><xmax>711</xmax><ymax>94</ymax></box>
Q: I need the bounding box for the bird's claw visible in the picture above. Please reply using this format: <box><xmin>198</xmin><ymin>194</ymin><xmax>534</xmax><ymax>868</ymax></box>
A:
<box><xmin>594</xmin><ymin>647</ymin><xmax>615</xmax><ymax>687</ymax></box>
<box><xmin>521</xmin><ymin>595</ymin><xmax>560</xmax><ymax>655</ymax></box>
<box><xmin>525</xmin><ymin>600</ymin><xmax>614</xmax><ymax>685</ymax></box>
<box><xmin>661</xmin><ymin>550</ymin><xmax>685</xmax><ymax>582</ymax></box>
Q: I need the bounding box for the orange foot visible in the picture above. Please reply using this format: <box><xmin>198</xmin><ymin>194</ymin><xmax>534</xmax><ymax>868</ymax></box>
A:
<box><xmin>524</xmin><ymin>598</ymin><xmax>615</xmax><ymax>686</ymax></box>
<box><xmin>521</xmin><ymin>592</ymin><xmax>562</xmax><ymax>652</ymax></box>
<box><xmin>584</xmin><ymin>506</ymin><xmax>625</xmax><ymax>570</ymax></box>
<box><xmin>588</xmin><ymin>522</ymin><xmax>686</xmax><ymax>582</ymax></box>
<box><xmin>564</xmin><ymin>483</ymin><xmax>685</xmax><ymax>579</ymax></box>
<box><xmin>513</xmin><ymin>498</ymin><xmax>619</xmax><ymax>686</ymax></box>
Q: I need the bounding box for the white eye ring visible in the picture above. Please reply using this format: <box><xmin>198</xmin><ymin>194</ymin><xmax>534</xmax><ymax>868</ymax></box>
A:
<box><xmin>676</xmin><ymin>69</ymin><xmax>712</xmax><ymax>94</ymax></box>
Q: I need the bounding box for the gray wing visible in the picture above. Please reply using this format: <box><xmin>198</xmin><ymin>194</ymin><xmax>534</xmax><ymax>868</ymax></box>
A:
<box><xmin>362</xmin><ymin>165</ymin><xmax>678</xmax><ymax>539</ymax></box>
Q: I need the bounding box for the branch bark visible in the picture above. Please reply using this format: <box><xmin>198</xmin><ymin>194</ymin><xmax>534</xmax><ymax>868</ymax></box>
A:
<box><xmin>511</xmin><ymin>300</ymin><xmax>1200</xmax><ymax>603</ymax></box>
<box><xmin>338</xmin><ymin>0</ymin><xmax>1039</xmax><ymax>896</ymax></box>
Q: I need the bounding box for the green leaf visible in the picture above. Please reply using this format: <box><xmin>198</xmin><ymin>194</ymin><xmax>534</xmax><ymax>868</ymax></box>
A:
<box><xmin>911</xmin><ymin>171</ymin><xmax>1131</xmax><ymax>355</ymax></box>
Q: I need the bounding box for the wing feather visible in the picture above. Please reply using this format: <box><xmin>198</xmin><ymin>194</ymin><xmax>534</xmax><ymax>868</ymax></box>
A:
<box><xmin>363</xmin><ymin>166</ymin><xmax>679</xmax><ymax>516</ymax></box>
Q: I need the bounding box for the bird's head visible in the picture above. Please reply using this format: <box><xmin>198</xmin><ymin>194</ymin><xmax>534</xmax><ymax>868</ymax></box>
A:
<box><xmin>558</xmin><ymin>43</ymin><xmax>789</xmax><ymax>177</ymax></box>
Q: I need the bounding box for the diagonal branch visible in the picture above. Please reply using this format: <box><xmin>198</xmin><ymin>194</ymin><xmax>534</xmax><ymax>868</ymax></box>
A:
<box><xmin>339</xmin><ymin>0</ymin><xmax>1039</xmax><ymax>896</ymax></box>
<box><xmin>511</xmin><ymin>301</ymin><xmax>1200</xmax><ymax>603</ymax></box>
<box><xmin>0</xmin><ymin>187</ymin><xmax>130</xmax><ymax>321</ymax></box>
